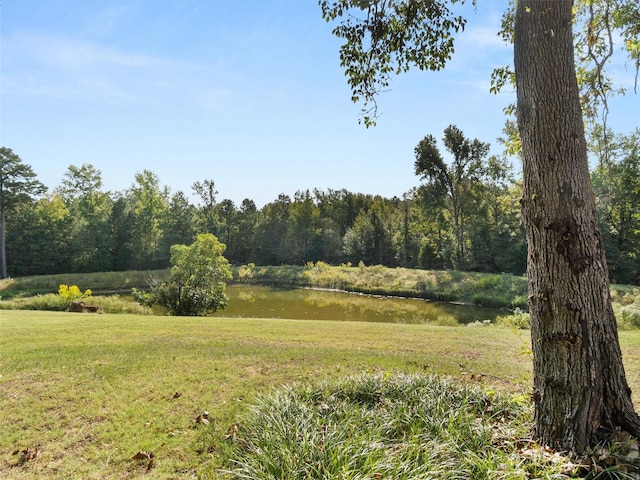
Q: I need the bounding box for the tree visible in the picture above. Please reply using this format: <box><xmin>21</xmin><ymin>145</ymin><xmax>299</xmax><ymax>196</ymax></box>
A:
<box><xmin>413</xmin><ymin>127</ymin><xmax>517</xmax><ymax>271</ymax></box>
<box><xmin>236</xmin><ymin>198</ymin><xmax>259</xmax><ymax>263</ymax></box>
<box><xmin>321</xmin><ymin>0</ymin><xmax>640</xmax><ymax>453</ymax></box>
<box><xmin>592</xmin><ymin>129</ymin><xmax>640</xmax><ymax>285</ymax></box>
<box><xmin>515</xmin><ymin>0</ymin><xmax>640</xmax><ymax>451</ymax></box>
<box><xmin>414</xmin><ymin>125</ymin><xmax>492</xmax><ymax>269</ymax></box>
<box><xmin>55</xmin><ymin>164</ymin><xmax>112</xmax><ymax>272</ymax></box>
<box><xmin>289</xmin><ymin>190</ymin><xmax>322</xmax><ymax>264</ymax></box>
<box><xmin>133</xmin><ymin>233</ymin><xmax>232</xmax><ymax>316</ymax></box>
<box><xmin>470</xmin><ymin>182</ymin><xmax>526</xmax><ymax>275</ymax></box>
<box><xmin>343</xmin><ymin>196</ymin><xmax>395</xmax><ymax>266</ymax></box>
<box><xmin>192</xmin><ymin>179</ymin><xmax>220</xmax><ymax>235</ymax></box>
<box><xmin>128</xmin><ymin>170</ymin><xmax>170</xmax><ymax>269</ymax></box>
<box><xmin>255</xmin><ymin>193</ymin><xmax>292</xmax><ymax>264</ymax></box>
<box><xmin>315</xmin><ymin>188</ymin><xmax>375</xmax><ymax>238</ymax></box>
<box><xmin>5</xmin><ymin>195</ymin><xmax>68</xmax><ymax>276</ymax></box>
<box><xmin>109</xmin><ymin>196</ymin><xmax>135</xmax><ymax>271</ymax></box>
<box><xmin>215</xmin><ymin>199</ymin><xmax>241</xmax><ymax>262</ymax></box>
<box><xmin>0</xmin><ymin>147</ymin><xmax>47</xmax><ymax>278</ymax></box>
<box><xmin>30</xmin><ymin>195</ymin><xmax>73</xmax><ymax>274</ymax></box>
<box><xmin>160</xmin><ymin>191</ymin><xmax>198</xmax><ymax>257</ymax></box>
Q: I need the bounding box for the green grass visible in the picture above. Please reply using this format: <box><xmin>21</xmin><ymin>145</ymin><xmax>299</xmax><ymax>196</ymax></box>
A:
<box><xmin>0</xmin><ymin>310</ymin><xmax>533</xmax><ymax>479</ymax></box>
<box><xmin>2</xmin><ymin>268</ymin><xmax>639</xmax><ymax>478</ymax></box>
<box><xmin>3</xmin><ymin>310</ymin><xmax>640</xmax><ymax>478</ymax></box>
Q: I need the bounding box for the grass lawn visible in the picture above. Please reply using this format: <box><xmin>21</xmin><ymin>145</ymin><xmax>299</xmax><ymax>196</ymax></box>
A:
<box><xmin>2</xmin><ymin>310</ymin><xmax>640</xmax><ymax>479</ymax></box>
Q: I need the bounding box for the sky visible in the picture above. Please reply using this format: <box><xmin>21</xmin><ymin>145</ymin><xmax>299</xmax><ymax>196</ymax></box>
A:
<box><xmin>1</xmin><ymin>1</ymin><xmax>638</xmax><ymax>207</ymax></box>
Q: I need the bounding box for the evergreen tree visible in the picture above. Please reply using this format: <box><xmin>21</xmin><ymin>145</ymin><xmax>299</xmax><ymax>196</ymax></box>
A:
<box><xmin>0</xmin><ymin>147</ymin><xmax>46</xmax><ymax>278</ymax></box>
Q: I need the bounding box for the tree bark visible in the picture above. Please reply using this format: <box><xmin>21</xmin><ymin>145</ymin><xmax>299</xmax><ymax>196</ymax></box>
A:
<box><xmin>514</xmin><ymin>0</ymin><xmax>640</xmax><ymax>453</ymax></box>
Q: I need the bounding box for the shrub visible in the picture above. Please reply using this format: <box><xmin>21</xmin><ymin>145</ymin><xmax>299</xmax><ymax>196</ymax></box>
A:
<box><xmin>474</xmin><ymin>274</ymin><xmax>504</xmax><ymax>290</ymax></box>
<box><xmin>133</xmin><ymin>234</ymin><xmax>232</xmax><ymax>316</ymax></box>
<box><xmin>495</xmin><ymin>308</ymin><xmax>531</xmax><ymax>329</ymax></box>
<box><xmin>0</xmin><ymin>277</ymin><xmax>16</xmax><ymax>298</ymax></box>
<box><xmin>619</xmin><ymin>307</ymin><xmax>640</xmax><ymax>329</ymax></box>
<box><xmin>0</xmin><ymin>293</ymin><xmax>151</xmax><ymax>314</ymax></box>
<box><xmin>58</xmin><ymin>284</ymin><xmax>92</xmax><ymax>307</ymax></box>
<box><xmin>236</xmin><ymin>263</ymin><xmax>255</xmax><ymax>283</ymax></box>
<box><xmin>1</xmin><ymin>285</ymin><xmax>95</xmax><ymax>311</ymax></box>
<box><xmin>613</xmin><ymin>289</ymin><xmax>640</xmax><ymax>329</ymax></box>
<box><xmin>471</xmin><ymin>293</ymin><xmax>511</xmax><ymax>308</ymax></box>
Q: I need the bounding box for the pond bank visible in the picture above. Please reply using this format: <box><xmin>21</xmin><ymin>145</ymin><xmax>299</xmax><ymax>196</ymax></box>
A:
<box><xmin>3</xmin><ymin>264</ymin><xmax>637</xmax><ymax>316</ymax></box>
<box><xmin>232</xmin><ymin>263</ymin><xmax>530</xmax><ymax>310</ymax></box>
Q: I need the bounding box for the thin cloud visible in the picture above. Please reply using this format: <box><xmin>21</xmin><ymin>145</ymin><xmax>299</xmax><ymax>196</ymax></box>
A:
<box><xmin>2</xmin><ymin>32</ymin><xmax>201</xmax><ymax>104</ymax></box>
<box><xmin>455</xmin><ymin>21</ymin><xmax>510</xmax><ymax>66</ymax></box>
<box><xmin>8</xmin><ymin>33</ymin><xmax>164</xmax><ymax>70</ymax></box>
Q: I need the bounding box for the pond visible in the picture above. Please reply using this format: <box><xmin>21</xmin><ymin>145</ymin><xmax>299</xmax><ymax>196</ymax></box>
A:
<box><xmin>211</xmin><ymin>285</ymin><xmax>504</xmax><ymax>326</ymax></box>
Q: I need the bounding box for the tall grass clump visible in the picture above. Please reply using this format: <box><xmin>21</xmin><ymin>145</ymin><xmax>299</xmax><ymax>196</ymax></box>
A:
<box><xmin>0</xmin><ymin>283</ymin><xmax>92</xmax><ymax>311</ymax></box>
<box><xmin>0</xmin><ymin>292</ymin><xmax>151</xmax><ymax>314</ymax></box>
<box><xmin>222</xmin><ymin>373</ymin><xmax>570</xmax><ymax>479</ymax></box>
<box><xmin>614</xmin><ymin>289</ymin><xmax>640</xmax><ymax>329</ymax></box>
<box><xmin>495</xmin><ymin>308</ymin><xmax>532</xmax><ymax>330</ymax></box>
<box><xmin>0</xmin><ymin>269</ymin><xmax>169</xmax><ymax>299</ymax></box>
<box><xmin>233</xmin><ymin>265</ymin><xmax>307</xmax><ymax>287</ymax></box>
<box><xmin>0</xmin><ymin>293</ymin><xmax>69</xmax><ymax>311</ymax></box>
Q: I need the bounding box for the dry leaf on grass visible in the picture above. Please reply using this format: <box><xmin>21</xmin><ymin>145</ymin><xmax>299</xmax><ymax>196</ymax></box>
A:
<box><xmin>131</xmin><ymin>451</ymin><xmax>155</xmax><ymax>471</ymax></box>
<box><xmin>12</xmin><ymin>447</ymin><xmax>41</xmax><ymax>464</ymax></box>
<box><xmin>131</xmin><ymin>451</ymin><xmax>153</xmax><ymax>461</ymax></box>
<box><xmin>225</xmin><ymin>423</ymin><xmax>240</xmax><ymax>440</ymax></box>
<box><xmin>195</xmin><ymin>410</ymin><xmax>210</xmax><ymax>425</ymax></box>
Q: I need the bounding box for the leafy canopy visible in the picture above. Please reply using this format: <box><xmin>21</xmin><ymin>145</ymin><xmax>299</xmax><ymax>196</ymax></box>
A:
<box><xmin>320</xmin><ymin>0</ymin><xmax>471</xmax><ymax>126</ymax></box>
<box><xmin>321</xmin><ymin>0</ymin><xmax>639</xmax><ymax>135</ymax></box>
<box><xmin>0</xmin><ymin>147</ymin><xmax>47</xmax><ymax>211</ymax></box>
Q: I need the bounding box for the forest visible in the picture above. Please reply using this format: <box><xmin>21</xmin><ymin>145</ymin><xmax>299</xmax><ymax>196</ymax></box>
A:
<box><xmin>2</xmin><ymin>126</ymin><xmax>639</xmax><ymax>284</ymax></box>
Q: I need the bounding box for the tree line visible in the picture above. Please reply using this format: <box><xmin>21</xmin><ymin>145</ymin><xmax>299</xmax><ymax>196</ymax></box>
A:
<box><xmin>1</xmin><ymin>126</ymin><xmax>638</xmax><ymax>283</ymax></box>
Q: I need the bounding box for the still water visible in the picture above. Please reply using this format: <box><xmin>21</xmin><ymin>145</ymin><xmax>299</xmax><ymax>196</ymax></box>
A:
<box><xmin>212</xmin><ymin>285</ymin><xmax>503</xmax><ymax>326</ymax></box>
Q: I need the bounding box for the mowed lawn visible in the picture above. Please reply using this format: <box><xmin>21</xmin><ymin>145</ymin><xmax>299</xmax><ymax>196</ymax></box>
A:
<box><xmin>3</xmin><ymin>310</ymin><xmax>640</xmax><ymax>479</ymax></box>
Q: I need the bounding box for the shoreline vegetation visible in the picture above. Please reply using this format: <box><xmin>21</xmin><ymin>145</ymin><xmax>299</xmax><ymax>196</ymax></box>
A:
<box><xmin>1</xmin><ymin>262</ymin><xmax>639</xmax><ymax>327</ymax></box>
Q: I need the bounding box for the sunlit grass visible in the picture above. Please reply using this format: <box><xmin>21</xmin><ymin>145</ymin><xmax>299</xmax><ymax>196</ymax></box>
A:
<box><xmin>3</xmin><ymin>309</ymin><xmax>640</xmax><ymax>478</ymax></box>
<box><xmin>1</xmin><ymin>310</ymin><xmax>534</xmax><ymax>479</ymax></box>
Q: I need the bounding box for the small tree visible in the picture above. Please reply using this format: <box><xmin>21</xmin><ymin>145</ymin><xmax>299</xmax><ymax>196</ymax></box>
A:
<box><xmin>133</xmin><ymin>233</ymin><xmax>232</xmax><ymax>316</ymax></box>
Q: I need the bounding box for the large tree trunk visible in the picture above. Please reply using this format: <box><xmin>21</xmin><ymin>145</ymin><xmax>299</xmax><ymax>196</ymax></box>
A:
<box><xmin>514</xmin><ymin>0</ymin><xmax>640</xmax><ymax>453</ymax></box>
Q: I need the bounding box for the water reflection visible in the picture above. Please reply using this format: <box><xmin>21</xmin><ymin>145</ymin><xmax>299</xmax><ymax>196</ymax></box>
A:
<box><xmin>212</xmin><ymin>285</ymin><xmax>502</xmax><ymax>326</ymax></box>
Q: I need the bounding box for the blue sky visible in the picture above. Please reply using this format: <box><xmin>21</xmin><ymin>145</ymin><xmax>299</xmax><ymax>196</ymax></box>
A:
<box><xmin>1</xmin><ymin>1</ymin><xmax>637</xmax><ymax>207</ymax></box>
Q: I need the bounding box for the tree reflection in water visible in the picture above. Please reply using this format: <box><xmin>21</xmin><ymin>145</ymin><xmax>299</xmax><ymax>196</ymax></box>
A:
<box><xmin>212</xmin><ymin>285</ymin><xmax>503</xmax><ymax>325</ymax></box>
